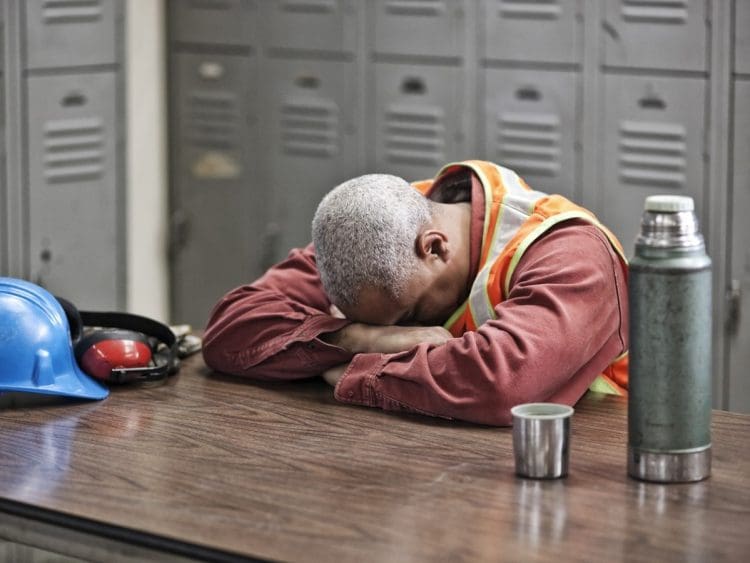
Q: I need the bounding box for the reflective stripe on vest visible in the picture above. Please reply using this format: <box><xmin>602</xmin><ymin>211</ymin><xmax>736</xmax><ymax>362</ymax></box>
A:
<box><xmin>420</xmin><ymin>161</ymin><xmax>629</xmax><ymax>396</ymax></box>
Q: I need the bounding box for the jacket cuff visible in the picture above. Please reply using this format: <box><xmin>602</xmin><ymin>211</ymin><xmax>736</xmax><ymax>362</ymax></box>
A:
<box><xmin>334</xmin><ymin>353</ymin><xmax>387</xmax><ymax>406</ymax></box>
<box><xmin>229</xmin><ymin>314</ymin><xmax>351</xmax><ymax>371</ymax></box>
<box><xmin>294</xmin><ymin>314</ymin><xmax>351</xmax><ymax>341</ymax></box>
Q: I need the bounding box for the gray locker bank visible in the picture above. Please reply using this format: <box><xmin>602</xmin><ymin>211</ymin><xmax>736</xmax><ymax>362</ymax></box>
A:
<box><xmin>0</xmin><ymin>0</ymin><xmax>126</xmax><ymax>310</ymax></box>
<box><xmin>166</xmin><ymin>0</ymin><xmax>749</xmax><ymax>414</ymax></box>
<box><xmin>0</xmin><ymin>0</ymin><xmax>747</xmax><ymax>414</ymax></box>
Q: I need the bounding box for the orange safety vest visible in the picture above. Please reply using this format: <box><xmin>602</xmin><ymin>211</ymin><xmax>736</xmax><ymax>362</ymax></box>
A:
<box><xmin>414</xmin><ymin>160</ymin><xmax>629</xmax><ymax>396</ymax></box>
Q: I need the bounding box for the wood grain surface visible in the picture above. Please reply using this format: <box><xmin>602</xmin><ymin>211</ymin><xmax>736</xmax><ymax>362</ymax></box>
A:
<box><xmin>1</xmin><ymin>354</ymin><xmax>749</xmax><ymax>562</ymax></box>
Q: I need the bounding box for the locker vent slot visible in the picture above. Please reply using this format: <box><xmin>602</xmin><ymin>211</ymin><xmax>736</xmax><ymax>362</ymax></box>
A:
<box><xmin>497</xmin><ymin>0</ymin><xmax>561</xmax><ymax>19</ymax></box>
<box><xmin>384</xmin><ymin>105</ymin><xmax>445</xmax><ymax>166</ymax></box>
<box><xmin>186</xmin><ymin>0</ymin><xmax>234</xmax><ymax>9</ymax></box>
<box><xmin>618</xmin><ymin>121</ymin><xmax>687</xmax><ymax>187</ymax></box>
<box><xmin>384</xmin><ymin>0</ymin><xmax>445</xmax><ymax>16</ymax></box>
<box><xmin>280</xmin><ymin>0</ymin><xmax>336</xmax><ymax>14</ymax></box>
<box><xmin>621</xmin><ymin>0</ymin><xmax>688</xmax><ymax>23</ymax></box>
<box><xmin>43</xmin><ymin>117</ymin><xmax>104</xmax><ymax>182</ymax></box>
<box><xmin>187</xmin><ymin>92</ymin><xmax>239</xmax><ymax>150</ymax></box>
<box><xmin>496</xmin><ymin>112</ymin><xmax>561</xmax><ymax>176</ymax></box>
<box><xmin>42</xmin><ymin>0</ymin><xmax>103</xmax><ymax>23</ymax></box>
<box><xmin>280</xmin><ymin>98</ymin><xmax>339</xmax><ymax>157</ymax></box>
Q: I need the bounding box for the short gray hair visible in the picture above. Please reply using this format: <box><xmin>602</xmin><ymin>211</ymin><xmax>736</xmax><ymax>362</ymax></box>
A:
<box><xmin>312</xmin><ymin>174</ymin><xmax>432</xmax><ymax>308</ymax></box>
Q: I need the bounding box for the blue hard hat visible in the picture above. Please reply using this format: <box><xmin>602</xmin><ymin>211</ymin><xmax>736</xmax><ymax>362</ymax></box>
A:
<box><xmin>0</xmin><ymin>277</ymin><xmax>108</xmax><ymax>400</ymax></box>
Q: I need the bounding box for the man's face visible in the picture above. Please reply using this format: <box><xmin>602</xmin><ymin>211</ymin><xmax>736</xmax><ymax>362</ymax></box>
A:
<box><xmin>340</xmin><ymin>261</ymin><xmax>464</xmax><ymax>327</ymax></box>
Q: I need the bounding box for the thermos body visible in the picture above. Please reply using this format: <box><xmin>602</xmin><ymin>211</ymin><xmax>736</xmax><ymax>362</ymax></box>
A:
<box><xmin>627</xmin><ymin>196</ymin><xmax>712</xmax><ymax>483</ymax></box>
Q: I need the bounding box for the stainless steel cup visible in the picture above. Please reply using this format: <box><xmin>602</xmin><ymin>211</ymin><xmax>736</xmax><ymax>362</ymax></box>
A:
<box><xmin>512</xmin><ymin>403</ymin><xmax>574</xmax><ymax>479</ymax></box>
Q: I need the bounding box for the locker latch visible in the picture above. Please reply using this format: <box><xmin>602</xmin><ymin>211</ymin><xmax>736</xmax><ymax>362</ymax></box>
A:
<box><xmin>727</xmin><ymin>279</ymin><xmax>742</xmax><ymax>335</ymax></box>
<box><xmin>169</xmin><ymin>210</ymin><xmax>191</xmax><ymax>261</ymax></box>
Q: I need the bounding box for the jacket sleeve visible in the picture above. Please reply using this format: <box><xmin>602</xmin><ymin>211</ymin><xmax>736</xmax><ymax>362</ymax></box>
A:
<box><xmin>333</xmin><ymin>224</ymin><xmax>629</xmax><ymax>425</ymax></box>
<box><xmin>202</xmin><ymin>244</ymin><xmax>353</xmax><ymax>380</ymax></box>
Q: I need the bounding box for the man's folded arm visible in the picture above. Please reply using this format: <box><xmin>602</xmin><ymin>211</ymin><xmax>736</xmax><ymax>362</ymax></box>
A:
<box><xmin>333</xmin><ymin>225</ymin><xmax>628</xmax><ymax>425</ymax></box>
<box><xmin>202</xmin><ymin>244</ymin><xmax>353</xmax><ymax>380</ymax></box>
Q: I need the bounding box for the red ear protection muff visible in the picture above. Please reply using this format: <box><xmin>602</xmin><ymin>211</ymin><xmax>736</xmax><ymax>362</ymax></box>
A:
<box><xmin>75</xmin><ymin>329</ymin><xmax>154</xmax><ymax>381</ymax></box>
<box><xmin>57</xmin><ymin>297</ymin><xmax>179</xmax><ymax>384</ymax></box>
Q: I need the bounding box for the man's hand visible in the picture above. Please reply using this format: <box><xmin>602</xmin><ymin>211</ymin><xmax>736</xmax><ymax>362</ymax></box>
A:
<box><xmin>323</xmin><ymin>323</ymin><xmax>453</xmax><ymax>355</ymax></box>
<box><xmin>321</xmin><ymin>363</ymin><xmax>348</xmax><ymax>387</ymax></box>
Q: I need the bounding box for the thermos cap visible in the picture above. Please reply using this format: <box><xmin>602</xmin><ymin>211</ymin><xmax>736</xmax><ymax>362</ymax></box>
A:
<box><xmin>645</xmin><ymin>195</ymin><xmax>695</xmax><ymax>213</ymax></box>
<box><xmin>637</xmin><ymin>195</ymin><xmax>704</xmax><ymax>250</ymax></box>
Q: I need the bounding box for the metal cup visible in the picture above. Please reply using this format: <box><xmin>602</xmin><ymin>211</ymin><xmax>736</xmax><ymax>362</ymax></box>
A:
<box><xmin>511</xmin><ymin>403</ymin><xmax>574</xmax><ymax>479</ymax></box>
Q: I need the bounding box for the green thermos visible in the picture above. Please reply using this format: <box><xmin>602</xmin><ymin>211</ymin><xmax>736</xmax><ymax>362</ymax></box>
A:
<box><xmin>628</xmin><ymin>195</ymin><xmax>712</xmax><ymax>482</ymax></box>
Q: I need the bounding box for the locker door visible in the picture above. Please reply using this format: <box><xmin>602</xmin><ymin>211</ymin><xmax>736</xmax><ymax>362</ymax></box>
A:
<box><xmin>600</xmin><ymin>75</ymin><xmax>706</xmax><ymax>250</ymax></box>
<box><xmin>728</xmin><ymin>80</ymin><xmax>750</xmax><ymax>413</ymax></box>
<box><xmin>171</xmin><ymin>53</ymin><xmax>260</xmax><ymax>328</ymax></box>
<box><xmin>265</xmin><ymin>58</ymin><xmax>359</xmax><ymax>257</ymax></box>
<box><xmin>373</xmin><ymin>0</ymin><xmax>466</xmax><ymax>59</ymax></box>
<box><xmin>736</xmin><ymin>0</ymin><xmax>750</xmax><ymax>75</ymax></box>
<box><xmin>0</xmin><ymin>7</ymin><xmax>5</xmax><ymax>275</ymax></box>
<box><xmin>482</xmin><ymin>68</ymin><xmax>578</xmax><ymax>200</ymax></box>
<box><xmin>24</xmin><ymin>0</ymin><xmax>117</xmax><ymax>70</ymax></box>
<box><xmin>374</xmin><ymin>63</ymin><xmax>465</xmax><ymax>183</ymax></box>
<box><xmin>481</xmin><ymin>0</ymin><xmax>580</xmax><ymax>64</ymax></box>
<box><xmin>170</xmin><ymin>0</ymin><xmax>257</xmax><ymax>47</ymax></box>
<box><xmin>602</xmin><ymin>0</ymin><xmax>707</xmax><ymax>71</ymax></box>
<box><xmin>263</xmin><ymin>0</ymin><xmax>357</xmax><ymax>54</ymax></box>
<box><xmin>27</xmin><ymin>72</ymin><xmax>121</xmax><ymax>309</ymax></box>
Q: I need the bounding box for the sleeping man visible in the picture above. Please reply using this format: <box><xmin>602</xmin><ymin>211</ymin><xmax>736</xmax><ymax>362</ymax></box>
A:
<box><xmin>202</xmin><ymin>160</ymin><xmax>629</xmax><ymax>425</ymax></box>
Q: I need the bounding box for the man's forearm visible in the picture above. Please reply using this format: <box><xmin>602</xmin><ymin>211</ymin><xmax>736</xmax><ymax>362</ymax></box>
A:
<box><xmin>203</xmin><ymin>244</ymin><xmax>354</xmax><ymax>380</ymax></box>
<box><xmin>321</xmin><ymin>323</ymin><xmax>453</xmax><ymax>355</ymax></box>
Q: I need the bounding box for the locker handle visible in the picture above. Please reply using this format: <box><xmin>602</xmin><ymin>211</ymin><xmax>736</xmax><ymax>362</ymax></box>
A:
<box><xmin>169</xmin><ymin>210</ymin><xmax>191</xmax><ymax>261</ymax></box>
<box><xmin>401</xmin><ymin>77</ymin><xmax>426</xmax><ymax>95</ymax></box>
<box><xmin>295</xmin><ymin>75</ymin><xmax>320</xmax><ymax>89</ymax></box>
<box><xmin>515</xmin><ymin>87</ymin><xmax>541</xmax><ymax>102</ymax></box>
<box><xmin>727</xmin><ymin>279</ymin><xmax>741</xmax><ymax>335</ymax></box>
<box><xmin>639</xmin><ymin>95</ymin><xmax>666</xmax><ymax>110</ymax></box>
<box><xmin>62</xmin><ymin>92</ymin><xmax>87</xmax><ymax>107</ymax></box>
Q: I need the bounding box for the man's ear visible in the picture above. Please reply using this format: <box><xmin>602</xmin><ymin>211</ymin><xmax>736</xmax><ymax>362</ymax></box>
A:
<box><xmin>416</xmin><ymin>229</ymin><xmax>449</xmax><ymax>262</ymax></box>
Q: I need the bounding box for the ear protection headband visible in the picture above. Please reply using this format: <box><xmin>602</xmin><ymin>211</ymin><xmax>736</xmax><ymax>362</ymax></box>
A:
<box><xmin>57</xmin><ymin>297</ymin><xmax>179</xmax><ymax>384</ymax></box>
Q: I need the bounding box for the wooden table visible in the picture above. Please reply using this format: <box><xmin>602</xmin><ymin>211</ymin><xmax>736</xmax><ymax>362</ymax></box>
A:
<box><xmin>1</xmin><ymin>353</ymin><xmax>749</xmax><ymax>562</ymax></box>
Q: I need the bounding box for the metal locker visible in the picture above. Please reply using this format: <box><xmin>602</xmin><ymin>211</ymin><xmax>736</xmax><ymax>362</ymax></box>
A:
<box><xmin>481</xmin><ymin>68</ymin><xmax>579</xmax><ymax>201</ymax></box>
<box><xmin>264</xmin><ymin>58</ymin><xmax>359</xmax><ymax>257</ymax></box>
<box><xmin>170</xmin><ymin>0</ymin><xmax>257</xmax><ymax>48</ymax></box>
<box><xmin>727</xmin><ymin>79</ymin><xmax>750</xmax><ymax>413</ymax></box>
<box><xmin>736</xmin><ymin>0</ymin><xmax>750</xmax><ymax>75</ymax></box>
<box><xmin>23</xmin><ymin>0</ymin><xmax>117</xmax><ymax>70</ymax></box>
<box><xmin>262</xmin><ymin>0</ymin><xmax>357</xmax><ymax>54</ymax></box>
<box><xmin>602</xmin><ymin>0</ymin><xmax>708</xmax><ymax>72</ymax></box>
<box><xmin>373</xmin><ymin>63</ymin><xmax>466</xmax><ymax>183</ymax></box>
<box><xmin>600</xmin><ymin>74</ymin><xmax>706</xmax><ymax>250</ymax></box>
<box><xmin>373</xmin><ymin>0</ymin><xmax>467</xmax><ymax>59</ymax></box>
<box><xmin>481</xmin><ymin>0</ymin><xmax>580</xmax><ymax>64</ymax></box>
<box><xmin>171</xmin><ymin>52</ymin><xmax>260</xmax><ymax>328</ymax></box>
<box><xmin>26</xmin><ymin>72</ymin><xmax>122</xmax><ymax>309</ymax></box>
<box><xmin>0</xmin><ymin>6</ymin><xmax>5</xmax><ymax>275</ymax></box>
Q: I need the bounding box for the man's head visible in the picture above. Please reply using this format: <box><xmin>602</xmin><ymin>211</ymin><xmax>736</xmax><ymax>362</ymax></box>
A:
<box><xmin>312</xmin><ymin>174</ymin><xmax>471</xmax><ymax>327</ymax></box>
<box><xmin>312</xmin><ymin>173</ymin><xmax>430</xmax><ymax>310</ymax></box>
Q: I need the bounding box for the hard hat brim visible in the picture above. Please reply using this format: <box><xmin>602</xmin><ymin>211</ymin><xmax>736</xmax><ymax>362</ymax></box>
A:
<box><xmin>0</xmin><ymin>366</ymin><xmax>109</xmax><ymax>400</ymax></box>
